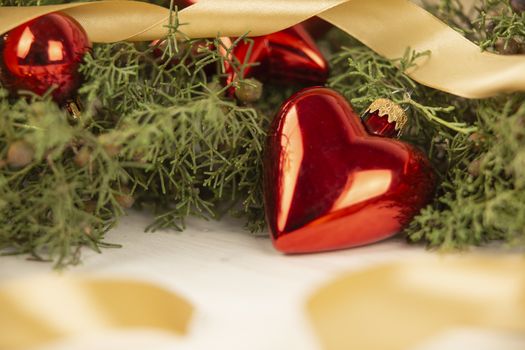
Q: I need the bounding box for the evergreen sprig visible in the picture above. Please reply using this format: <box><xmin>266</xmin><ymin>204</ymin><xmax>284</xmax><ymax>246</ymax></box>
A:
<box><xmin>0</xmin><ymin>0</ymin><xmax>524</xmax><ymax>266</ymax></box>
<box><xmin>0</xmin><ymin>3</ymin><xmax>269</xmax><ymax>265</ymax></box>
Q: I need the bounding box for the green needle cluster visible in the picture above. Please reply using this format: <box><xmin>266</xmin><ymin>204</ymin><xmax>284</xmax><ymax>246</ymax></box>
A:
<box><xmin>0</xmin><ymin>0</ymin><xmax>523</xmax><ymax>266</ymax></box>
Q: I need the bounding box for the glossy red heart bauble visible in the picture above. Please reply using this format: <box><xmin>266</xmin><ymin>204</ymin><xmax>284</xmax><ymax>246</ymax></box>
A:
<box><xmin>264</xmin><ymin>87</ymin><xmax>435</xmax><ymax>253</ymax></box>
<box><xmin>227</xmin><ymin>25</ymin><xmax>329</xmax><ymax>86</ymax></box>
<box><xmin>0</xmin><ymin>13</ymin><xmax>91</xmax><ymax>103</ymax></box>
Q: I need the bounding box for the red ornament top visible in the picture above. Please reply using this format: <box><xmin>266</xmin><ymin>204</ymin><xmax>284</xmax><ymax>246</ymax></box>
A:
<box><xmin>0</xmin><ymin>13</ymin><xmax>91</xmax><ymax>103</ymax></box>
<box><xmin>362</xmin><ymin>99</ymin><xmax>408</xmax><ymax>138</ymax></box>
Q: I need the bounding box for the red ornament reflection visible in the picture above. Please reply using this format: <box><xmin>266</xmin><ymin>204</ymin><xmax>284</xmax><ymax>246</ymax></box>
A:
<box><xmin>363</xmin><ymin>110</ymin><xmax>400</xmax><ymax>138</ymax></box>
<box><xmin>264</xmin><ymin>87</ymin><xmax>435</xmax><ymax>253</ymax></box>
<box><xmin>171</xmin><ymin>0</ymin><xmax>329</xmax><ymax>86</ymax></box>
<box><xmin>226</xmin><ymin>25</ymin><xmax>329</xmax><ymax>86</ymax></box>
<box><xmin>1</xmin><ymin>13</ymin><xmax>91</xmax><ymax>103</ymax></box>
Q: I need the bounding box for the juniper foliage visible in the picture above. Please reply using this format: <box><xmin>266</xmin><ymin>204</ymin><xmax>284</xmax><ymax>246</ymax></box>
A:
<box><xmin>0</xmin><ymin>0</ymin><xmax>523</xmax><ymax>266</ymax></box>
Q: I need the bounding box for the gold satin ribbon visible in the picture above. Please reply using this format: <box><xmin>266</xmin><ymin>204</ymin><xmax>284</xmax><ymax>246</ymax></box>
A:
<box><xmin>0</xmin><ymin>0</ymin><xmax>525</xmax><ymax>98</ymax></box>
<box><xmin>307</xmin><ymin>255</ymin><xmax>525</xmax><ymax>350</ymax></box>
<box><xmin>0</xmin><ymin>276</ymin><xmax>193</xmax><ymax>349</ymax></box>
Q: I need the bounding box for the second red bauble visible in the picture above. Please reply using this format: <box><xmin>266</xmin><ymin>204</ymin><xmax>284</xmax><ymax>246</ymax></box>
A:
<box><xmin>264</xmin><ymin>88</ymin><xmax>435</xmax><ymax>253</ymax></box>
<box><xmin>225</xmin><ymin>25</ymin><xmax>329</xmax><ymax>86</ymax></box>
<box><xmin>171</xmin><ymin>0</ymin><xmax>329</xmax><ymax>86</ymax></box>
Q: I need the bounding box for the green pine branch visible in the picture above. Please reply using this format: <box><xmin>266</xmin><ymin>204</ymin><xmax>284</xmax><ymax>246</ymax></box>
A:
<box><xmin>0</xmin><ymin>0</ymin><xmax>524</xmax><ymax>266</ymax></box>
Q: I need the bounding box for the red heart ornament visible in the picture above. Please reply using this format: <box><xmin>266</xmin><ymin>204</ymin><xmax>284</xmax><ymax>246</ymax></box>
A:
<box><xmin>226</xmin><ymin>25</ymin><xmax>329</xmax><ymax>86</ymax></box>
<box><xmin>264</xmin><ymin>88</ymin><xmax>436</xmax><ymax>253</ymax></box>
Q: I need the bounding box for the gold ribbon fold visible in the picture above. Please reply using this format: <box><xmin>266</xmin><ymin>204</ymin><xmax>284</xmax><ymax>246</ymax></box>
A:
<box><xmin>0</xmin><ymin>276</ymin><xmax>193</xmax><ymax>349</ymax></box>
<box><xmin>307</xmin><ymin>255</ymin><xmax>525</xmax><ymax>350</ymax></box>
<box><xmin>0</xmin><ymin>0</ymin><xmax>525</xmax><ymax>98</ymax></box>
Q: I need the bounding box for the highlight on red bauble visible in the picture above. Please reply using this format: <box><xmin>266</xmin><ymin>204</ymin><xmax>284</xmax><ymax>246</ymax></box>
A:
<box><xmin>0</xmin><ymin>12</ymin><xmax>92</xmax><ymax>103</ymax></box>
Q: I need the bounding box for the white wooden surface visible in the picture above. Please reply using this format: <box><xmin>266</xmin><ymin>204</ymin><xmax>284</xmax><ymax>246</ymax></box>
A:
<box><xmin>1</xmin><ymin>212</ymin><xmax>523</xmax><ymax>350</ymax></box>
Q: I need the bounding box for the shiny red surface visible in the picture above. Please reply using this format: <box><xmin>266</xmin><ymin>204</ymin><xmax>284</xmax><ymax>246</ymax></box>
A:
<box><xmin>363</xmin><ymin>111</ymin><xmax>400</xmax><ymax>138</ymax></box>
<box><xmin>226</xmin><ymin>25</ymin><xmax>329</xmax><ymax>86</ymax></box>
<box><xmin>0</xmin><ymin>13</ymin><xmax>91</xmax><ymax>103</ymax></box>
<box><xmin>264</xmin><ymin>87</ymin><xmax>435</xmax><ymax>253</ymax></box>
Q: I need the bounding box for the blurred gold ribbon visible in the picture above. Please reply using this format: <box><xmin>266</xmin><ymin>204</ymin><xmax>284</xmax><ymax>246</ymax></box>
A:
<box><xmin>307</xmin><ymin>255</ymin><xmax>525</xmax><ymax>350</ymax></box>
<box><xmin>0</xmin><ymin>277</ymin><xmax>193</xmax><ymax>349</ymax></box>
<box><xmin>0</xmin><ymin>0</ymin><xmax>525</xmax><ymax>98</ymax></box>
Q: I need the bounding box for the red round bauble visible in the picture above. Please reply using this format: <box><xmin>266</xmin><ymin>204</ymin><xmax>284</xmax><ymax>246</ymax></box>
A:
<box><xmin>0</xmin><ymin>13</ymin><xmax>91</xmax><ymax>103</ymax></box>
<box><xmin>264</xmin><ymin>87</ymin><xmax>435</xmax><ymax>253</ymax></box>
